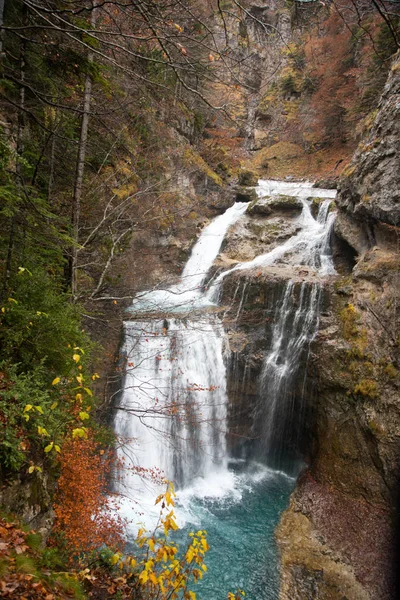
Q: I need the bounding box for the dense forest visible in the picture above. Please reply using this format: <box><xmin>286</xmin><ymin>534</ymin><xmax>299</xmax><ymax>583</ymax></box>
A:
<box><xmin>0</xmin><ymin>1</ymin><xmax>399</xmax><ymax>598</ymax></box>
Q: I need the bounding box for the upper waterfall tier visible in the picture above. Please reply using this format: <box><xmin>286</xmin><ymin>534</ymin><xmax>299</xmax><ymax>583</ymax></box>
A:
<box><xmin>257</xmin><ymin>179</ymin><xmax>337</xmax><ymax>199</ymax></box>
<box><xmin>129</xmin><ymin>202</ymin><xmax>249</xmax><ymax>314</ymax></box>
<box><xmin>129</xmin><ymin>180</ymin><xmax>337</xmax><ymax>315</ymax></box>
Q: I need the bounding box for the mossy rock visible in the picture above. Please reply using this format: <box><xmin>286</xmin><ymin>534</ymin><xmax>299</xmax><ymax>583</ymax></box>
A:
<box><xmin>309</xmin><ymin>196</ymin><xmax>335</xmax><ymax>218</ymax></box>
<box><xmin>247</xmin><ymin>194</ymin><xmax>302</xmax><ymax>215</ymax></box>
<box><xmin>238</xmin><ymin>169</ymin><xmax>258</xmax><ymax>187</ymax></box>
<box><xmin>246</xmin><ymin>197</ymin><xmax>272</xmax><ymax>216</ymax></box>
<box><xmin>313</xmin><ymin>178</ymin><xmax>338</xmax><ymax>190</ymax></box>
<box><xmin>235</xmin><ymin>186</ymin><xmax>258</xmax><ymax>203</ymax></box>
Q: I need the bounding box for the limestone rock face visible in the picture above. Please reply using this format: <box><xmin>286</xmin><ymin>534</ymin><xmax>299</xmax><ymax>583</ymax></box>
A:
<box><xmin>238</xmin><ymin>169</ymin><xmax>259</xmax><ymax>187</ymax></box>
<box><xmin>337</xmin><ymin>54</ymin><xmax>400</xmax><ymax>227</ymax></box>
<box><xmin>276</xmin><ymin>54</ymin><xmax>400</xmax><ymax>600</ymax></box>
<box><xmin>235</xmin><ymin>185</ymin><xmax>258</xmax><ymax>203</ymax></box>
<box><xmin>220</xmin><ymin>214</ymin><xmax>301</xmax><ymax>262</ymax></box>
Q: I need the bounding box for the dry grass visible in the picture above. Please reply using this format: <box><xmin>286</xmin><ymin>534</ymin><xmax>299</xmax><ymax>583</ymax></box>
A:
<box><xmin>246</xmin><ymin>141</ymin><xmax>354</xmax><ymax>180</ymax></box>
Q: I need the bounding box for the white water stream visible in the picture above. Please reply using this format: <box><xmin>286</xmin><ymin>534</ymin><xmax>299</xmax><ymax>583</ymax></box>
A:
<box><xmin>113</xmin><ymin>180</ymin><xmax>336</xmax><ymax>533</ymax></box>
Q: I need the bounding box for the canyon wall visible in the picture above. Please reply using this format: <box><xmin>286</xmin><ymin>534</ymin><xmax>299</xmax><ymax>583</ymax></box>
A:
<box><xmin>276</xmin><ymin>52</ymin><xmax>400</xmax><ymax>600</ymax></box>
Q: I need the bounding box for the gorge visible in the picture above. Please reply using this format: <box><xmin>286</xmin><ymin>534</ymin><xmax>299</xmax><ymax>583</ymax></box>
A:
<box><xmin>0</xmin><ymin>2</ymin><xmax>399</xmax><ymax>599</ymax></box>
<box><xmin>113</xmin><ymin>180</ymin><xmax>338</xmax><ymax>598</ymax></box>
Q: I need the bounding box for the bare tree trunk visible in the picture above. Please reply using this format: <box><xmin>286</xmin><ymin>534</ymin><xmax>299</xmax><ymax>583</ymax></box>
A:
<box><xmin>3</xmin><ymin>2</ymin><xmax>25</xmax><ymax>296</ymax></box>
<box><xmin>71</xmin><ymin>1</ymin><xmax>97</xmax><ymax>296</ymax></box>
<box><xmin>0</xmin><ymin>0</ymin><xmax>6</xmax><ymax>56</ymax></box>
<box><xmin>47</xmin><ymin>127</ymin><xmax>57</xmax><ymax>202</ymax></box>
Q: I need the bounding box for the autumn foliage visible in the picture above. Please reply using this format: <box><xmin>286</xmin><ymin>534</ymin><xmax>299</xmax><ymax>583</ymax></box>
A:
<box><xmin>52</xmin><ymin>435</ymin><xmax>124</xmax><ymax>556</ymax></box>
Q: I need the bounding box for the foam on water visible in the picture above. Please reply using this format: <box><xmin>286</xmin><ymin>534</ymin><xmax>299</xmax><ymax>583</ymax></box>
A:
<box><xmin>257</xmin><ymin>178</ymin><xmax>337</xmax><ymax>199</ymax></box>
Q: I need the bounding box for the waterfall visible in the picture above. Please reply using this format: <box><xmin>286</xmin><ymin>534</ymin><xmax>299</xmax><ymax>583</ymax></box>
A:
<box><xmin>113</xmin><ymin>203</ymin><xmax>248</xmax><ymax>528</ymax></box>
<box><xmin>253</xmin><ymin>281</ymin><xmax>322</xmax><ymax>472</ymax></box>
<box><xmin>113</xmin><ymin>181</ymin><xmax>336</xmax><ymax>529</ymax></box>
<box><xmin>230</xmin><ymin>198</ymin><xmax>335</xmax><ymax>472</ymax></box>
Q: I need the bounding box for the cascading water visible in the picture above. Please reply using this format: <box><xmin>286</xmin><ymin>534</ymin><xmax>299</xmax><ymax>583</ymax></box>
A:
<box><xmin>248</xmin><ymin>198</ymin><xmax>336</xmax><ymax>472</ymax></box>
<box><xmin>114</xmin><ymin>202</ymin><xmax>248</xmax><ymax>532</ymax></box>
<box><xmin>113</xmin><ymin>180</ymin><xmax>337</xmax><ymax>598</ymax></box>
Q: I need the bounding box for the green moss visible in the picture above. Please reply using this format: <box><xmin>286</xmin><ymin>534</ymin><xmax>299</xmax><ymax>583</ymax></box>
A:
<box><xmin>0</xmin><ymin>558</ymin><xmax>8</xmax><ymax>578</ymax></box>
<box><xmin>384</xmin><ymin>363</ymin><xmax>398</xmax><ymax>379</ymax></box>
<box><xmin>15</xmin><ymin>555</ymin><xmax>38</xmax><ymax>574</ymax></box>
<box><xmin>50</xmin><ymin>575</ymin><xmax>86</xmax><ymax>599</ymax></box>
<box><xmin>367</xmin><ymin>418</ymin><xmax>385</xmax><ymax>436</ymax></box>
<box><xmin>183</xmin><ymin>147</ymin><xmax>223</xmax><ymax>187</ymax></box>
<box><xmin>26</xmin><ymin>532</ymin><xmax>42</xmax><ymax>551</ymax></box>
<box><xmin>342</xmin><ymin>164</ymin><xmax>356</xmax><ymax>178</ymax></box>
<box><xmin>238</xmin><ymin>169</ymin><xmax>258</xmax><ymax>186</ymax></box>
<box><xmin>340</xmin><ymin>303</ymin><xmax>360</xmax><ymax>340</ymax></box>
<box><xmin>353</xmin><ymin>379</ymin><xmax>378</xmax><ymax>399</ymax></box>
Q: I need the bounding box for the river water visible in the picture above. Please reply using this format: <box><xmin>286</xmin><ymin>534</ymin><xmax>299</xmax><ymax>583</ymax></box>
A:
<box><xmin>113</xmin><ymin>180</ymin><xmax>336</xmax><ymax>598</ymax></box>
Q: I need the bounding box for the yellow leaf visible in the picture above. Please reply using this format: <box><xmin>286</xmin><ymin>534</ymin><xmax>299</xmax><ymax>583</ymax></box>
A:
<box><xmin>23</xmin><ymin>414</ymin><xmax>30</xmax><ymax>422</ymax></box>
<box><xmin>201</xmin><ymin>538</ymin><xmax>209</xmax><ymax>551</ymax></box>
<box><xmin>72</xmin><ymin>427</ymin><xmax>87</xmax><ymax>439</ymax></box>
<box><xmin>130</xmin><ymin>558</ymin><xmax>136</xmax><ymax>567</ymax></box>
<box><xmin>44</xmin><ymin>442</ymin><xmax>54</xmax><ymax>453</ymax></box>
<box><xmin>24</xmin><ymin>404</ymin><xmax>33</xmax><ymax>412</ymax></box>
<box><xmin>145</xmin><ymin>559</ymin><xmax>153</xmax><ymax>571</ymax></box>
<box><xmin>54</xmin><ymin>445</ymin><xmax>61</xmax><ymax>453</ymax></box>
<box><xmin>139</xmin><ymin>570</ymin><xmax>149</xmax><ymax>584</ymax></box>
<box><xmin>73</xmin><ymin>353</ymin><xmax>80</xmax><ymax>363</ymax></box>
<box><xmin>28</xmin><ymin>466</ymin><xmax>35</xmax><ymax>474</ymax></box>
<box><xmin>50</xmin><ymin>401</ymin><xmax>58</xmax><ymax>410</ymax></box>
<box><xmin>8</xmin><ymin>297</ymin><xmax>18</xmax><ymax>304</ymax></box>
<box><xmin>35</xmin><ymin>405</ymin><xmax>44</xmax><ymax>414</ymax></box>
<box><xmin>84</xmin><ymin>387</ymin><xmax>93</xmax><ymax>397</ymax></box>
<box><xmin>76</xmin><ymin>393</ymin><xmax>83</xmax><ymax>402</ymax></box>
<box><xmin>149</xmin><ymin>572</ymin><xmax>158</xmax><ymax>585</ymax></box>
<box><xmin>148</xmin><ymin>538</ymin><xmax>155</xmax><ymax>551</ymax></box>
<box><xmin>79</xmin><ymin>411</ymin><xmax>90</xmax><ymax>421</ymax></box>
<box><xmin>186</xmin><ymin>548</ymin><xmax>195</xmax><ymax>564</ymax></box>
<box><xmin>52</xmin><ymin>377</ymin><xmax>60</xmax><ymax>385</ymax></box>
<box><xmin>76</xmin><ymin>375</ymin><xmax>84</xmax><ymax>385</ymax></box>
<box><xmin>189</xmin><ymin>592</ymin><xmax>196</xmax><ymax>600</ymax></box>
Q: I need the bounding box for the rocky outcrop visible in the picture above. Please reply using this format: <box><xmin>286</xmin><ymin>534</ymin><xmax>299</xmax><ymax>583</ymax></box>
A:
<box><xmin>277</xmin><ymin>53</ymin><xmax>400</xmax><ymax>600</ymax></box>
<box><xmin>247</xmin><ymin>194</ymin><xmax>303</xmax><ymax>215</ymax></box>
<box><xmin>337</xmin><ymin>54</ymin><xmax>400</xmax><ymax>227</ymax></box>
<box><xmin>0</xmin><ymin>473</ymin><xmax>54</xmax><ymax>540</ymax></box>
<box><xmin>219</xmin><ymin>213</ymin><xmax>301</xmax><ymax>262</ymax></box>
<box><xmin>220</xmin><ymin>267</ymin><xmax>330</xmax><ymax>461</ymax></box>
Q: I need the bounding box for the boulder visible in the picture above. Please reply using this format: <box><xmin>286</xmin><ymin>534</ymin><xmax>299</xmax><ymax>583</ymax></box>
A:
<box><xmin>235</xmin><ymin>186</ymin><xmax>258</xmax><ymax>203</ymax></box>
<box><xmin>238</xmin><ymin>169</ymin><xmax>258</xmax><ymax>187</ymax></box>
<box><xmin>247</xmin><ymin>194</ymin><xmax>303</xmax><ymax>215</ymax></box>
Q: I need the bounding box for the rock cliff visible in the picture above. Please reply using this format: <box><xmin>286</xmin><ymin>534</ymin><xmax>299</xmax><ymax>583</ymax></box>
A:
<box><xmin>276</xmin><ymin>52</ymin><xmax>400</xmax><ymax>600</ymax></box>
